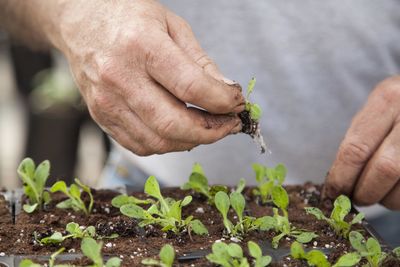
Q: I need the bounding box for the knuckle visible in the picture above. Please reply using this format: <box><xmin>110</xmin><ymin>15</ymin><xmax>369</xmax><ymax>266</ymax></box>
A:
<box><xmin>337</xmin><ymin>140</ymin><xmax>371</xmax><ymax>167</ymax></box>
<box><xmin>98</xmin><ymin>61</ymin><xmax>119</xmax><ymax>86</ymax></box>
<box><xmin>374</xmin><ymin>155</ymin><xmax>400</xmax><ymax>178</ymax></box>
<box><xmin>91</xmin><ymin>91</ymin><xmax>111</xmax><ymax>111</ymax></box>
<box><xmin>155</xmin><ymin>117</ymin><xmax>176</xmax><ymax>138</ymax></box>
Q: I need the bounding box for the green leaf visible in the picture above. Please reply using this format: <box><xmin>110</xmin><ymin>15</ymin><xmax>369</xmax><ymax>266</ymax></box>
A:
<box><xmin>159</xmin><ymin>244</ymin><xmax>175</xmax><ymax>267</ymax></box>
<box><xmin>105</xmin><ymin>257</ymin><xmax>122</xmax><ymax>267</ymax></box>
<box><xmin>250</xmin><ymin>103</ymin><xmax>262</xmax><ymax>121</ymax></box>
<box><xmin>74</xmin><ymin>178</ymin><xmax>93</xmax><ymax>213</ymax></box>
<box><xmin>192</xmin><ymin>162</ymin><xmax>205</xmax><ymax>175</ymax></box>
<box><xmin>227</xmin><ymin>243</ymin><xmax>243</xmax><ymax>258</ymax></box>
<box><xmin>66</xmin><ymin>222</ymin><xmax>80</xmax><ymax>234</ymax></box>
<box><xmin>349</xmin><ymin>231</ymin><xmax>367</xmax><ymax>254</ymax></box>
<box><xmin>230</xmin><ymin>192</ymin><xmax>245</xmax><ymax>220</ymax></box>
<box><xmin>248</xmin><ymin>241</ymin><xmax>262</xmax><ymax>259</ymax></box>
<box><xmin>190</xmin><ymin>219</ymin><xmax>208</xmax><ymax>235</ymax></box>
<box><xmin>305</xmin><ymin>207</ymin><xmax>327</xmax><ymax>220</ymax></box>
<box><xmin>181</xmin><ymin>195</ymin><xmax>192</xmax><ymax>207</ymax></box>
<box><xmin>332</xmin><ymin>252</ymin><xmax>361</xmax><ymax>267</ymax></box>
<box><xmin>23</xmin><ymin>203</ymin><xmax>38</xmax><ymax>213</ymax></box>
<box><xmin>235</xmin><ymin>178</ymin><xmax>246</xmax><ymax>193</ymax></box>
<box><xmin>111</xmin><ymin>194</ymin><xmax>149</xmax><ymax>208</ymax></box>
<box><xmin>50</xmin><ymin>181</ymin><xmax>68</xmax><ymax>194</ymax></box>
<box><xmin>141</xmin><ymin>258</ymin><xmax>161</xmax><ymax>266</ymax></box>
<box><xmin>49</xmin><ymin>247</ymin><xmax>65</xmax><ymax>267</ymax></box>
<box><xmin>215</xmin><ymin>191</ymin><xmax>230</xmax><ymax>218</ymax></box>
<box><xmin>256</xmin><ymin>256</ymin><xmax>272</xmax><ymax>267</ymax></box>
<box><xmin>256</xmin><ymin>216</ymin><xmax>276</xmax><ymax>231</ymax></box>
<box><xmin>246</xmin><ymin>77</ymin><xmax>256</xmax><ymax>99</ymax></box>
<box><xmin>81</xmin><ymin>237</ymin><xmax>103</xmax><ymax>266</ymax></box>
<box><xmin>69</xmin><ymin>184</ymin><xmax>81</xmax><ymax>199</ymax></box>
<box><xmin>393</xmin><ymin>247</ymin><xmax>400</xmax><ymax>258</ymax></box>
<box><xmin>252</xmin><ymin>163</ymin><xmax>266</xmax><ymax>183</ymax></box>
<box><xmin>19</xmin><ymin>259</ymin><xmax>42</xmax><ymax>267</ymax></box>
<box><xmin>43</xmin><ymin>191</ymin><xmax>51</xmax><ymax>204</ymax></box>
<box><xmin>366</xmin><ymin>237</ymin><xmax>381</xmax><ymax>256</ymax></box>
<box><xmin>274</xmin><ymin>164</ymin><xmax>287</xmax><ymax>184</ymax></box>
<box><xmin>56</xmin><ymin>199</ymin><xmax>74</xmax><ymax>210</ymax></box>
<box><xmin>40</xmin><ymin>232</ymin><xmax>64</xmax><ymax>244</ymax></box>
<box><xmin>294</xmin><ymin>232</ymin><xmax>318</xmax><ymax>243</ymax></box>
<box><xmin>120</xmin><ymin>204</ymin><xmax>146</xmax><ymax>219</ymax></box>
<box><xmin>306</xmin><ymin>250</ymin><xmax>330</xmax><ymax>267</ymax></box>
<box><xmin>144</xmin><ymin>176</ymin><xmax>162</xmax><ymax>200</ymax></box>
<box><xmin>34</xmin><ymin>160</ymin><xmax>50</xmax><ymax>190</ymax></box>
<box><xmin>290</xmin><ymin>241</ymin><xmax>306</xmax><ymax>259</ymax></box>
<box><xmin>331</xmin><ymin>195</ymin><xmax>351</xmax><ymax>222</ymax></box>
<box><xmin>351</xmin><ymin>212</ymin><xmax>365</xmax><ymax>225</ymax></box>
<box><xmin>271</xmin><ymin>185</ymin><xmax>289</xmax><ymax>212</ymax></box>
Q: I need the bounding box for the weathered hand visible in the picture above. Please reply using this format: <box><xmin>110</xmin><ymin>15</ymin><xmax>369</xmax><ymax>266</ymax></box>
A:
<box><xmin>324</xmin><ymin>76</ymin><xmax>400</xmax><ymax>209</ymax></box>
<box><xmin>52</xmin><ymin>0</ymin><xmax>244</xmax><ymax>155</ymax></box>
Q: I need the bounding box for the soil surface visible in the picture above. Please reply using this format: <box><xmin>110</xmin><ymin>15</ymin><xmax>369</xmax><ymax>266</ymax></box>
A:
<box><xmin>0</xmin><ymin>184</ymin><xmax>398</xmax><ymax>266</ymax></box>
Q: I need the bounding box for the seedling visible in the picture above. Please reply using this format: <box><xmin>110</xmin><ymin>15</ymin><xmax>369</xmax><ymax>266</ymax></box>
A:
<box><xmin>349</xmin><ymin>231</ymin><xmax>387</xmax><ymax>267</ymax></box>
<box><xmin>305</xmin><ymin>195</ymin><xmax>364</xmax><ymax>238</ymax></box>
<box><xmin>142</xmin><ymin>244</ymin><xmax>175</xmax><ymax>267</ymax></box>
<box><xmin>50</xmin><ymin>178</ymin><xmax>94</xmax><ymax>215</ymax></box>
<box><xmin>81</xmin><ymin>237</ymin><xmax>121</xmax><ymax>267</ymax></box>
<box><xmin>119</xmin><ymin>176</ymin><xmax>208</xmax><ymax>236</ymax></box>
<box><xmin>214</xmin><ymin>191</ymin><xmax>273</xmax><ymax>238</ymax></box>
<box><xmin>245</xmin><ymin>77</ymin><xmax>262</xmax><ymax>121</ymax></box>
<box><xmin>206</xmin><ymin>241</ymin><xmax>271</xmax><ymax>267</ymax></box>
<box><xmin>257</xmin><ymin>186</ymin><xmax>318</xmax><ymax>248</ymax></box>
<box><xmin>19</xmin><ymin>247</ymin><xmax>68</xmax><ymax>267</ymax></box>
<box><xmin>252</xmin><ymin>163</ymin><xmax>286</xmax><ymax>204</ymax></box>
<box><xmin>291</xmin><ymin>241</ymin><xmax>360</xmax><ymax>267</ymax></box>
<box><xmin>181</xmin><ymin>163</ymin><xmax>229</xmax><ymax>204</ymax></box>
<box><xmin>248</xmin><ymin>241</ymin><xmax>272</xmax><ymax>267</ymax></box>
<box><xmin>206</xmin><ymin>242</ymin><xmax>249</xmax><ymax>267</ymax></box>
<box><xmin>17</xmin><ymin>158</ymin><xmax>51</xmax><ymax>213</ymax></box>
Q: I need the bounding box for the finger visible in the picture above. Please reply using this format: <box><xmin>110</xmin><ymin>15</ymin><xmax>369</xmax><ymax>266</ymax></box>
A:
<box><xmin>353</xmin><ymin>123</ymin><xmax>400</xmax><ymax>205</ymax></box>
<box><xmin>85</xmin><ymin>86</ymin><xmax>197</xmax><ymax>155</ymax></box>
<box><xmin>166</xmin><ymin>12</ymin><xmax>227</xmax><ymax>82</ymax></box>
<box><xmin>381</xmin><ymin>180</ymin><xmax>400</xmax><ymax>210</ymax></box>
<box><xmin>114</xmin><ymin>77</ymin><xmax>242</xmax><ymax>144</ymax></box>
<box><xmin>324</xmin><ymin>86</ymin><xmax>397</xmax><ymax>199</ymax></box>
<box><xmin>144</xmin><ymin>30</ymin><xmax>245</xmax><ymax>114</ymax></box>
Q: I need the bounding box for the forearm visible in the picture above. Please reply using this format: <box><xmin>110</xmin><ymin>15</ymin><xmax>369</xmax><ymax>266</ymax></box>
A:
<box><xmin>0</xmin><ymin>0</ymin><xmax>62</xmax><ymax>50</ymax></box>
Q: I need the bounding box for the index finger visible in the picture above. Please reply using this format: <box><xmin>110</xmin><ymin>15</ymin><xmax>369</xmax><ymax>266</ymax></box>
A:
<box><xmin>144</xmin><ymin>31</ymin><xmax>245</xmax><ymax>114</ymax></box>
<box><xmin>324</xmin><ymin>84</ymin><xmax>396</xmax><ymax>199</ymax></box>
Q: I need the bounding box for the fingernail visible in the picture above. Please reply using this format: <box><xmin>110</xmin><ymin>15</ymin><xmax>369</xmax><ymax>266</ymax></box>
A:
<box><xmin>222</xmin><ymin>77</ymin><xmax>238</xmax><ymax>85</ymax></box>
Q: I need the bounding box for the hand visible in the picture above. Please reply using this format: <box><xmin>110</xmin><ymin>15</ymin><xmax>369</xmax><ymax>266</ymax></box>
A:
<box><xmin>324</xmin><ymin>76</ymin><xmax>400</xmax><ymax>209</ymax></box>
<box><xmin>51</xmin><ymin>0</ymin><xmax>244</xmax><ymax>155</ymax></box>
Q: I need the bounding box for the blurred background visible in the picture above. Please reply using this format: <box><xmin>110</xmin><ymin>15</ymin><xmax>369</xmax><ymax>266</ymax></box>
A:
<box><xmin>0</xmin><ymin>31</ymin><xmax>108</xmax><ymax>189</ymax></box>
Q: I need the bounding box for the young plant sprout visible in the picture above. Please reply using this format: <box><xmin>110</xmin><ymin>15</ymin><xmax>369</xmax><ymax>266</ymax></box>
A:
<box><xmin>19</xmin><ymin>247</ymin><xmax>67</xmax><ymax>267</ymax></box>
<box><xmin>50</xmin><ymin>178</ymin><xmax>94</xmax><ymax>215</ymax></box>
<box><xmin>119</xmin><ymin>176</ymin><xmax>208</xmax><ymax>236</ymax></box>
<box><xmin>111</xmin><ymin>194</ymin><xmax>152</xmax><ymax>208</ymax></box>
<box><xmin>252</xmin><ymin>163</ymin><xmax>286</xmax><ymax>204</ymax></box>
<box><xmin>38</xmin><ymin>222</ymin><xmax>117</xmax><ymax>245</ymax></box>
<box><xmin>214</xmin><ymin>191</ymin><xmax>273</xmax><ymax>238</ymax></box>
<box><xmin>206</xmin><ymin>241</ymin><xmax>271</xmax><ymax>267</ymax></box>
<box><xmin>238</xmin><ymin>77</ymin><xmax>267</xmax><ymax>153</ymax></box>
<box><xmin>181</xmin><ymin>163</ymin><xmax>229</xmax><ymax>204</ymax></box>
<box><xmin>258</xmin><ymin>185</ymin><xmax>318</xmax><ymax>248</ymax></box>
<box><xmin>17</xmin><ymin>158</ymin><xmax>51</xmax><ymax>213</ymax></box>
<box><xmin>305</xmin><ymin>195</ymin><xmax>364</xmax><ymax>238</ymax></box>
<box><xmin>81</xmin><ymin>237</ymin><xmax>122</xmax><ymax>267</ymax></box>
<box><xmin>349</xmin><ymin>231</ymin><xmax>387</xmax><ymax>267</ymax></box>
<box><xmin>291</xmin><ymin>241</ymin><xmax>360</xmax><ymax>267</ymax></box>
<box><xmin>142</xmin><ymin>244</ymin><xmax>175</xmax><ymax>267</ymax></box>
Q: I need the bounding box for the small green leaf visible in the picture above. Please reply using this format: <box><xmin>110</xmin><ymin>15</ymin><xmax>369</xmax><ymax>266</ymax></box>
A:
<box><xmin>50</xmin><ymin>181</ymin><xmax>68</xmax><ymax>194</ymax></box>
<box><xmin>306</xmin><ymin>250</ymin><xmax>330</xmax><ymax>267</ymax></box>
<box><xmin>349</xmin><ymin>231</ymin><xmax>367</xmax><ymax>254</ymax></box>
<box><xmin>230</xmin><ymin>192</ymin><xmax>245</xmax><ymax>220</ymax></box>
<box><xmin>291</xmin><ymin>241</ymin><xmax>306</xmax><ymax>259</ymax></box>
<box><xmin>351</xmin><ymin>212</ymin><xmax>365</xmax><ymax>225</ymax></box>
<box><xmin>248</xmin><ymin>241</ymin><xmax>262</xmax><ymax>259</ymax></box>
<box><xmin>19</xmin><ymin>259</ymin><xmax>42</xmax><ymax>267</ymax></box>
<box><xmin>181</xmin><ymin>195</ymin><xmax>192</xmax><ymax>207</ymax></box>
<box><xmin>331</xmin><ymin>195</ymin><xmax>351</xmax><ymax>222</ymax></box>
<box><xmin>250</xmin><ymin>103</ymin><xmax>262</xmax><ymax>121</ymax></box>
<box><xmin>66</xmin><ymin>222</ymin><xmax>80</xmax><ymax>234</ymax></box>
<box><xmin>159</xmin><ymin>244</ymin><xmax>175</xmax><ymax>267</ymax></box>
<box><xmin>274</xmin><ymin>164</ymin><xmax>287</xmax><ymax>184</ymax></box>
<box><xmin>141</xmin><ymin>258</ymin><xmax>161</xmax><ymax>266</ymax></box>
<box><xmin>23</xmin><ymin>203</ymin><xmax>38</xmax><ymax>213</ymax></box>
<box><xmin>111</xmin><ymin>194</ymin><xmax>149</xmax><ymax>208</ymax></box>
<box><xmin>105</xmin><ymin>257</ymin><xmax>122</xmax><ymax>267</ymax></box>
<box><xmin>294</xmin><ymin>232</ymin><xmax>318</xmax><ymax>243</ymax></box>
<box><xmin>56</xmin><ymin>199</ymin><xmax>74</xmax><ymax>210</ymax></box>
<box><xmin>256</xmin><ymin>216</ymin><xmax>276</xmax><ymax>231</ymax></box>
<box><xmin>81</xmin><ymin>237</ymin><xmax>102</xmax><ymax>266</ymax></box>
<box><xmin>43</xmin><ymin>191</ymin><xmax>51</xmax><ymax>204</ymax></box>
<box><xmin>120</xmin><ymin>204</ymin><xmax>146</xmax><ymax>219</ymax></box>
<box><xmin>332</xmin><ymin>252</ymin><xmax>361</xmax><ymax>267</ymax></box>
<box><xmin>393</xmin><ymin>247</ymin><xmax>400</xmax><ymax>258</ymax></box>
<box><xmin>305</xmin><ymin>207</ymin><xmax>327</xmax><ymax>220</ymax></box>
<box><xmin>227</xmin><ymin>243</ymin><xmax>243</xmax><ymax>258</ymax></box>
<box><xmin>40</xmin><ymin>232</ymin><xmax>64</xmax><ymax>244</ymax></box>
<box><xmin>256</xmin><ymin>256</ymin><xmax>272</xmax><ymax>267</ymax></box>
<box><xmin>190</xmin><ymin>219</ymin><xmax>208</xmax><ymax>235</ymax></box>
<box><xmin>192</xmin><ymin>162</ymin><xmax>205</xmax><ymax>175</ymax></box>
<box><xmin>366</xmin><ymin>237</ymin><xmax>381</xmax><ymax>256</ymax></box>
<box><xmin>144</xmin><ymin>176</ymin><xmax>162</xmax><ymax>200</ymax></box>
<box><xmin>246</xmin><ymin>77</ymin><xmax>256</xmax><ymax>99</ymax></box>
<box><xmin>271</xmin><ymin>185</ymin><xmax>289</xmax><ymax>212</ymax></box>
<box><xmin>215</xmin><ymin>191</ymin><xmax>230</xmax><ymax>218</ymax></box>
<box><xmin>34</xmin><ymin>160</ymin><xmax>50</xmax><ymax>190</ymax></box>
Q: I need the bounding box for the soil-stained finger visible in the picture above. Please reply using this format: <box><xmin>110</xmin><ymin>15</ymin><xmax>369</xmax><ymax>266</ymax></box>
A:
<box><xmin>352</xmin><ymin>124</ymin><xmax>400</xmax><ymax>205</ymax></box>
<box><xmin>144</xmin><ymin>31</ymin><xmax>245</xmax><ymax>114</ymax></box>
<box><xmin>324</xmin><ymin>86</ymin><xmax>396</xmax><ymax>199</ymax></box>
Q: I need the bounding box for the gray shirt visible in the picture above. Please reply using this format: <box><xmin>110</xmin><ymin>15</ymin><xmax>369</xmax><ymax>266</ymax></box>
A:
<box><xmin>112</xmin><ymin>1</ymin><xmax>400</xmax><ymax>189</ymax></box>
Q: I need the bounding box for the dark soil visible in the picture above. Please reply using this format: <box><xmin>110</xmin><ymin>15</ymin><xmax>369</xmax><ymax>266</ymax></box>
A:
<box><xmin>0</xmin><ymin>184</ymin><xmax>398</xmax><ymax>266</ymax></box>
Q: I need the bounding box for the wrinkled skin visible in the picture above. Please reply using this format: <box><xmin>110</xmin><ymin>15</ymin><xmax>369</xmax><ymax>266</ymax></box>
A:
<box><xmin>325</xmin><ymin>76</ymin><xmax>400</xmax><ymax>210</ymax></box>
<box><xmin>54</xmin><ymin>0</ymin><xmax>245</xmax><ymax>156</ymax></box>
